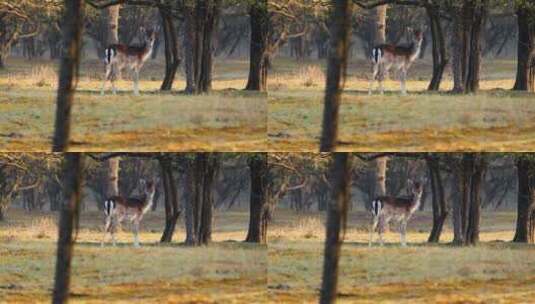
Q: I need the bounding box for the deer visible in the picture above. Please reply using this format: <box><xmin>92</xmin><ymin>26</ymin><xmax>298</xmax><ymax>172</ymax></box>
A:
<box><xmin>368</xmin><ymin>179</ymin><xmax>425</xmax><ymax>247</ymax></box>
<box><xmin>101</xmin><ymin>178</ymin><xmax>156</xmax><ymax>247</ymax></box>
<box><xmin>368</xmin><ymin>29</ymin><xmax>424</xmax><ymax>96</ymax></box>
<box><xmin>100</xmin><ymin>27</ymin><xmax>158</xmax><ymax>96</ymax></box>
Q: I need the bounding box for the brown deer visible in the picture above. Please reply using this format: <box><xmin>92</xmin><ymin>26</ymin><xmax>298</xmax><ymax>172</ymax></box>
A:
<box><xmin>100</xmin><ymin>27</ymin><xmax>157</xmax><ymax>96</ymax></box>
<box><xmin>368</xmin><ymin>179</ymin><xmax>425</xmax><ymax>247</ymax></box>
<box><xmin>101</xmin><ymin>179</ymin><xmax>156</xmax><ymax>247</ymax></box>
<box><xmin>368</xmin><ymin>29</ymin><xmax>424</xmax><ymax>96</ymax></box>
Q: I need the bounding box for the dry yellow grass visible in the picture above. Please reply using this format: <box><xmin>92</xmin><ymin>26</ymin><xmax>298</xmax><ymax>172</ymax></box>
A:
<box><xmin>0</xmin><ymin>57</ymin><xmax>266</xmax><ymax>151</ymax></box>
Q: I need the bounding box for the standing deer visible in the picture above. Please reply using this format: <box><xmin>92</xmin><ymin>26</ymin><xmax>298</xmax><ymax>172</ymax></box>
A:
<box><xmin>101</xmin><ymin>179</ymin><xmax>156</xmax><ymax>247</ymax></box>
<box><xmin>369</xmin><ymin>179</ymin><xmax>424</xmax><ymax>247</ymax></box>
<box><xmin>100</xmin><ymin>27</ymin><xmax>157</xmax><ymax>96</ymax></box>
<box><xmin>368</xmin><ymin>29</ymin><xmax>424</xmax><ymax>95</ymax></box>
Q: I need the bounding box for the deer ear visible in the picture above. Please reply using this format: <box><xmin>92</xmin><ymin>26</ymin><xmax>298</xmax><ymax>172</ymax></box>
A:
<box><xmin>407</xmin><ymin>179</ymin><xmax>414</xmax><ymax>188</ymax></box>
<box><xmin>140</xmin><ymin>179</ymin><xmax>146</xmax><ymax>187</ymax></box>
<box><xmin>140</xmin><ymin>27</ymin><xmax>146</xmax><ymax>35</ymax></box>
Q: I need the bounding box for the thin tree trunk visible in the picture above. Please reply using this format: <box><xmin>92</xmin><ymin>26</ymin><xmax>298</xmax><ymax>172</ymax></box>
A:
<box><xmin>320</xmin><ymin>0</ymin><xmax>353</xmax><ymax>152</ymax></box>
<box><xmin>52</xmin><ymin>153</ymin><xmax>84</xmax><ymax>304</ymax></box>
<box><xmin>427</xmin><ymin>156</ymin><xmax>448</xmax><ymax>243</ymax></box>
<box><xmin>450</xmin><ymin>8</ymin><xmax>465</xmax><ymax>93</ymax></box>
<box><xmin>426</xmin><ymin>5</ymin><xmax>448</xmax><ymax>91</ymax></box>
<box><xmin>320</xmin><ymin>153</ymin><xmax>352</xmax><ymax>304</ymax></box>
<box><xmin>245</xmin><ymin>0</ymin><xmax>269</xmax><ymax>92</ymax></box>
<box><xmin>245</xmin><ymin>154</ymin><xmax>268</xmax><ymax>243</ymax></box>
<box><xmin>374</xmin><ymin>5</ymin><xmax>387</xmax><ymax>44</ymax></box>
<box><xmin>465</xmin><ymin>1</ymin><xmax>486</xmax><ymax>93</ymax></box>
<box><xmin>106</xmin><ymin>158</ymin><xmax>119</xmax><ymax>198</ymax></box>
<box><xmin>374</xmin><ymin>157</ymin><xmax>387</xmax><ymax>197</ymax></box>
<box><xmin>52</xmin><ymin>0</ymin><xmax>84</xmax><ymax>152</ymax></box>
<box><xmin>513</xmin><ymin>157</ymin><xmax>535</xmax><ymax>243</ymax></box>
<box><xmin>513</xmin><ymin>7</ymin><xmax>535</xmax><ymax>92</ymax></box>
<box><xmin>160</xmin><ymin>9</ymin><xmax>180</xmax><ymax>91</ymax></box>
<box><xmin>159</xmin><ymin>156</ymin><xmax>180</xmax><ymax>243</ymax></box>
<box><xmin>183</xmin><ymin>5</ymin><xmax>196</xmax><ymax>94</ymax></box>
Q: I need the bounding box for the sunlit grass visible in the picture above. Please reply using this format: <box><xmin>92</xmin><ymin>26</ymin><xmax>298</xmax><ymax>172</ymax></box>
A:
<box><xmin>0</xmin><ymin>57</ymin><xmax>266</xmax><ymax>151</ymax></box>
<box><xmin>0</xmin><ymin>209</ymin><xmax>267</xmax><ymax>303</ymax></box>
<box><xmin>268</xmin><ymin>209</ymin><xmax>535</xmax><ymax>303</ymax></box>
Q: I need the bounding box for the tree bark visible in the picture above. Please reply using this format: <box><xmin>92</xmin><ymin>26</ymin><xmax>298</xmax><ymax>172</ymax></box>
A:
<box><xmin>426</xmin><ymin>5</ymin><xmax>448</xmax><ymax>91</ymax></box>
<box><xmin>320</xmin><ymin>153</ymin><xmax>352</xmax><ymax>304</ymax></box>
<box><xmin>320</xmin><ymin>0</ymin><xmax>353</xmax><ymax>152</ymax></box>
<box><xmin>160</xmin><ymin>9</ymin><xmax>180</xmax><ymax>91</ymax></box>
<box><xmin>513</xmin><ymin>157</ymin><xmax>535</xmax><ymax>243</ymax></box>
<box><xmin>513</xmin><ymin>7</ymin><xmax>535</xmax><ymax>92</ymax></box>
<box><xmin>464</xmin><ymin>1</ymin><xmax>486</xmax><ymax>93</ymax></box>
<box><xmin>374</xmin><ymin>157</ymin><xmax>387</xmax><ymax>197</ymax></box>
<box><xmin>52</xmin><ymin>0</ymin><xmax>84</xmax><ymax>152</ymax></box>
<box><xmin>450</xmin><ymin>7</ymin><xmax>465</xmax><ymax>93</ymax></box>
<box><xmin>374</xmin><ymin>5</ymin><xmax>387</xmax><ymax>44</ymax></box>
<box><xmin>245</xmin><ymin>154</ymin><xmax>268</xmax><ymax>243</ymax></box>
<box><xmin>105</xmin><ymin>158</ymin><xmax>120</xmax><ymax>198</ymax></box>
<box><xmin>52</xmin><ymin>153</ymin><xmax>84</xmax><ymax>304</ymax></box>
<box><xmin>159</xmin><ymin>156</ymin><xmax>180</xmax><ymax>243</ymax></box>
<box><xmin>245</xmin><ymin>0</ymin><xmax>269</xmax><ymax>92</ymax></box>
<box><xmin>106</xmin><ymin>5</ymin><xmax>120</xmax><ymax>45</ymax></box>
<box><xmin>186</xmin><ymin>153</ymin><xmax>219</xmax><ymax>246</ymax></box>
<box><xmin>427</xmin><ymin>156</ymin><xmax>448</xmax><ymax>243</ymax></box>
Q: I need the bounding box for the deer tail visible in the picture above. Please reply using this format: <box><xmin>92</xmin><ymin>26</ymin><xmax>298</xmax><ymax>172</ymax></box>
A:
<box><xmin>371</xmin><ymin>47</ymin><xmax>382</xmax><ymax>64</ymax></box>
<box><xmin>371</xmin><ymin>199</ymin><xmax>383</xmax><ymax>217</ymax></box>
<box><xmin>104</xmin><ymin>199</ymin><xmax>116</xmax><ymax>217</ymax></box>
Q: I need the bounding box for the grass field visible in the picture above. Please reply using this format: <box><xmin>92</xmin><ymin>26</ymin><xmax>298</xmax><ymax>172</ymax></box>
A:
<box><xmin>268</xmin><ymin>209</ymin><xmax>535</xmax><ymax>303</ymax></box>
<box><xmin>268</xmin><ymin>58</ymin><xmax>535</xmax><ymax>151</ymax></box>
<box><xmin>0</xmin><ymin>209</ymin><xmax>266</xmax><ymax>303</ymax></box>
<box><xmin>0</xmin><ymin>57</ymin><xmax>266</xmax><ymax>151</ymax></box>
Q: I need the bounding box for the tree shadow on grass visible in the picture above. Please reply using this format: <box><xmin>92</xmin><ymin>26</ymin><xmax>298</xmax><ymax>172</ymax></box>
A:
<box><xmin>75</xmin><ymin>88</ymin><xmax>266</xmax><ymax>98</ymax></box>
<box><xmin>75</xmin><ymin>239</ymin><xmax>265</xmax><ymax>250</ymax></box>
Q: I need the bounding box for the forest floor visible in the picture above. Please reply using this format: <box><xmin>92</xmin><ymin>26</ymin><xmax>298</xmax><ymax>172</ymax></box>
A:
<box><xmin>268</xmin><ymin>209</ymin><xmax>535</xmax><ymax>303</ymax></box>
<box><xmin>0</xmin><ymin>57</ymin><xmax>266</xmax><ymax>151</ymax></box>
<box><xmin>0</xmin><ymin>209</ymin><xmax>267</xmax><ymax>303</ymax></box>
<box><xmin>268</xmin><ymin>58</ymin><xmax>535</xmax><ymax>151</ymax></box>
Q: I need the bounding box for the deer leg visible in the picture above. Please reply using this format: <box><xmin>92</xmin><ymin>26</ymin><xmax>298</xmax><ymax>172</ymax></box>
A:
<box><xmin>133</xmin><ymin>218</ymin><xmax>141</xmax><ymax>247</ymax></box>
<box><xmin>369</xmin><ymin>216</ymin><xmax>379</xmax><ymax>247</ymax></box>
<box><xmin>369</xmin><ymin>64</ymin><xmax>379</xmax><ymax>95</ymax></box>
<box><xmin>133</xmin><ymin>68</ymin><xmax>140</xmax><ymax>96</ymax></box>
<box><xmin>101</xmin><ymin>215</ymin><xmax>112</xmax><ymax>247</ymax></box>
<box><xmin>400</xmin><ymin>220</ymin><xmax>407</xmax><ymax>247</ymax></box>
<box><xmin>378</xmin><ymin>216</ymin><xmax>385</xmax><ymax>246</ymax></box>
<box><xmin>400</xmin><ymin>68</ymin><xmax>407</xmax><ymax>96</ymax></box>
<box><xmin>378</xmin><ymin>64</ymin><xmax>385</xmax><ymax>95</ymax></box>
<box><xmin>100</xmin><ymin>64</ymin><xmax>111</xmax><ymax>96</ymax></box>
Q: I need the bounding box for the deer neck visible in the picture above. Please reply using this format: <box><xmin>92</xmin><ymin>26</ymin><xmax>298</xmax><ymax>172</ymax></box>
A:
<box><xmin>141</xmin><ymin>191</ymin><xmax>155</xmax><ymax>214</ymax></box>
<box><xmin>410</xmin><ymin>192</ymin><xmax>422</xmax><ymax>213</ymax></box>
<box><xmin>410</xmin><ymin>39</ymin><xmax>423</xmax><ymax>61</ymax></box>
<box><xmin>141</xmin><ymin>41</ymin><xmax>154</xmax><ymax>62</ymax></box>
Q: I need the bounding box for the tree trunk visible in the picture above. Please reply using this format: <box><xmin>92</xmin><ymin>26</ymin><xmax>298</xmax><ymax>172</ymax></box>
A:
<box><xmin>159</xmin><ymin>156</ymin><xmax>180</xmax><ymax>243</ymax></box>
<box><xmin>52</xmin><ymin>153</ymin><xmax>84</xmax><ymax>304</ymax></box>
<box><xmin>106</xmin><ymin>5</ymin><xmax>120</xmax><ymax>45</ymax></box>
<box><xmin>450</xmin><ymin>8</ymin><xmax>465</xmax><ymax>93</ymax></box>
<box><xmin>183</xmin><ymin>5</ymin><xmax>196</xmax><ymax>94</ymax></box>
<box><xmin>374</xmin><ymin>5</ymin><xmax>387</xmax><ymax>44</ymax></box>
<box><xmin>464</xmin><ymin>1</ymin><xmax>486</xmax><ymax>94</ymax></box>
<box><xmin>186</xmin><ymin>153</ymin><xmax>219</xmax><ymax>246</ymax></box>
<box><xmin>426</xmin><ymin>5</ymin><xmax>448</xmax><ymax>91</ymax></box>
<box><xmin>160</xmin><ymin>9</ymin><xmax>180</xmax><ymax>91</ymax></box>
<box><xmin>320</xmin><ymin>0</ymin><xmax>353</xmax><ymax>152</ymax></box>
<box><xmin>374</xmin><ymin>157</ymin><xmax>387</xmax><ymax>197</ymax></box>
<box><xmin>427</xmin><ymin>156</ymin><xmax>448</xmax><ymax>243</ymax></box>
<box><xmin>465</xmin><ymin>154</ymin><xmax>485</xmax><ymax>245</ymax></box>
<box><xmin>245</xmin><ymin>154</ymin><xmax>268</xmax><ymax>243</ymax></box>
<box><xmin>320</xmin><ymin>153</ymin><xmax>352</xmax><ymax>304</ymax></box>
<box><xmin>513</xmin><ymin>7</ymin><xmax>535</xmax><ymax>92</ymax></box>
<box><xmin>513</xmin><ymin>157</ymin><xmax>535</xmax><ymax>243</ymax></box>
<box><xmin>105</xmin><ymin>158</ymin><xmax>119</xmax><ymax>198</ymax></box>
<box><xmin>245</xmin><ymin>0</ymin><xmax>269</xmax><ymax>92</ymax></box>
<box><xmin>52</xmin><ymin>0</ymin><xmax>84</xmax><ymax>152</ymax></box>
